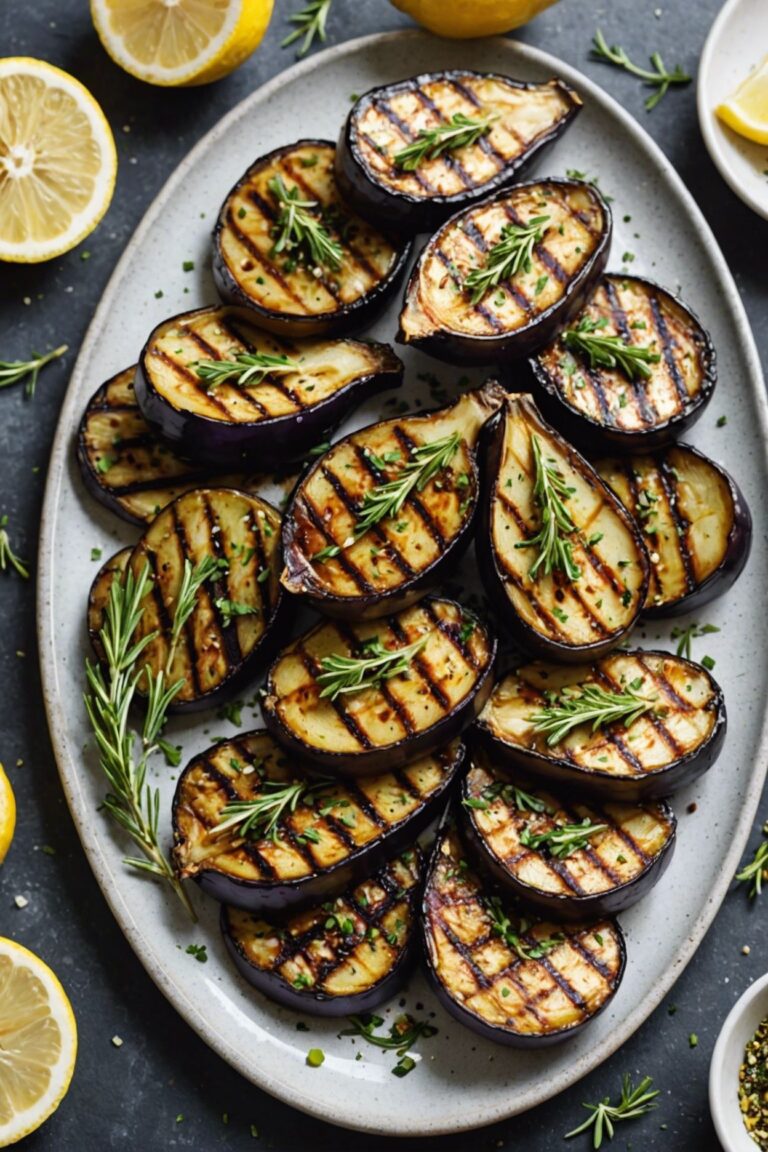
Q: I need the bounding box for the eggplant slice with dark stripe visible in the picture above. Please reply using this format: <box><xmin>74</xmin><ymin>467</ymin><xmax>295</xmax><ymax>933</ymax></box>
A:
<box><xmin>222</xmin><ymin>849</ymin><xmax>421</xmax><ymax>1016</ymax></box>
<box><xmin>460</xmin><ymin>749</ymin><xmax>676</xmax><ymax>920</ymax></box>
<box><xmin>77</xmin><ymin>367</ymin><xmax>265</xmax><ymax>526</ymax></box>
<box><xmin>477</xmin><ymin>393</ymin><xmax>649</xmax><ymax>662</ymax></box>
<box><xmin>398</xmin><ymin>178</ymin><xmax>611</xmax><ymax>365</ymax></box>
<box><xmin>336</xmin><ymin>71</ymin><xmax>582</xmax><ymax>233</ymax></box>
<box><xmin>475</xmin><ymin>650</ymin><xmax>726</xmax><ymax>800</ymax></box>
<box><xmin>281</xmin><ymin>381</ymin><xmax>506</xmax><ymax>619</ymax></box>
<box><xmin>88</xmin><ymin>547</ymin><xmax>132</xmax><ymax>663</ymax></box>
<box><xmin>531</xmin><ymin>275</ymin><xmax>717</xmax><ymax>452</ymax></box>
<box><xmin>421</xmin><ymin>822</ymin><xmax>625</xmax><ymax>1047</ymax></box>
<box><xmin>173</xmin><ymin>728</ymin><xmax>464</xmax><ymax>912</ymax></box>
<box><xmin>213</xmin><ymin>140</ymin><xmax>412</xmax><ymax>338</ymax></box>
<box><xmin>263</xmin><ymin>597</ymin><xmax>496</xmax><ymax>776</ymax></box>
<box><xmin>595</xmin><ymin>443</ymin><xmax>752</xmax><ymax>617</ymax></box>
<box><xmin>134</xmin><ymin>305</ymin><xmax>403</xmax><ymax>469</ymax></box>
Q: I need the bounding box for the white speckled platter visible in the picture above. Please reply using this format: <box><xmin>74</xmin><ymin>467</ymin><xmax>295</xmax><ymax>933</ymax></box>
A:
<box><xmin>38</xmin><ymin>31</ymin><xmax>768</xmax><ymax>1136</ymax></box>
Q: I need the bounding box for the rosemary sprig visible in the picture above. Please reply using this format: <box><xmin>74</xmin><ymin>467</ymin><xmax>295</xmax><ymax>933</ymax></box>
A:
<box><xmin>670</xmin><ymin>621</ymin><xmax>720</xmax><ymax>661</ymax></box>
<box><xmin>215</xmin><ymin>777</ymin><xmax>333</xmax><ymax>841</ymax></box>
<box><xmin>0</xmin><ymin>515</ymin><xmax>29</xmax><ymax>578</ymax></box>
<box><xmin>592</xmin><ymin>28</ymin><xmax>691</xmax><ymax>111</ymax></box>
<box><xmin>354</xmin><ymin>432</ymin><xmax>461</xmax><ymax>538</ymax></box>
<box><xmin>467</xmin><ymin>780</ymin><xmax>552</xmax><ymax>814</ymax></box>
<box><xmin>317</xmin><ymin>634</ymin><xmax>429</xmax><ymax>701</ymax></box>
<box><xmin>192</xmin><ymin>352</ymin><xmax>300</xmax><ymax>391</ymax></box>
<box><xmin>214</xmin><ymin>597</ymin><xmax>259</xmax><ymax>629</ymax></box>
<box><xmin>464</xmin><ymin>215</ymin><xmax>549</xmax><ymax>305</ymax></box>
<box><xmin>520</xmin><ymin>817</ymin><xmax>608</xmax><ymax>859</ymax></box>
<box><xmin>282</xmin><ymin>0</ymin><xmax>332</xmax><ymax>58</ymax></box>
<box><xmin>170</xmin><ymin>555</ymin><xmax>228</xmax><ymax>668</ymax></box>
<box><xmin>515</xmin><ymin>433</ymin><xmax>581</xmax><ymax>581</ymax></box>
<box><xmin>565</xmin><ymin>1073</ymin><xmax>659</xmax><ymax>1146</ymax></box>
<box><xmin>530</xmin><ymin>683</ymin><xmax>657</xmax><ymax>746</ymax></box>
<box><xmin>268</xmin><ymin>175</ymin><xmax>343</xmax><ymax>271</ymax></box>
<box><xmin>484</xmin><ymin>896</ymin><xmax>564</xmax><ymax>961</ymax></box>
<box><xmin>563</xmin><ymin>316</ymin><xmax>661</xmax><ymax>381</ymax></box>
<box><xmin>394</xmin><ymin>111</ymin><xmax>499</xmax><ymax>171</ymax></box>
<box><xmin>736</xmin><ymin>821</ymin><xmax>768</xmax><ymax>898</ymax></box>
<box><xmin>340</xmin><ymin>1012</ymin><xmax>438</xmax><ymax>1054</ymax></box>
<box><xmin>0</xmin><ymin>344</ymin><xmax>68</xmax><ymax>398</ymax></box>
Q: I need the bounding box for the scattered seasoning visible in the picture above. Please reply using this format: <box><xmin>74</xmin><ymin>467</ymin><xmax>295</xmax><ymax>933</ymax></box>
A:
<box><xmin>14</xmin><ymin>895</ymin><xmax>28</xmax><ymax>909</ymax></box>
<box><xmin>91</xmin><ymin>547</ymin><xmax>102</xmax><ymax>561</ymax></box>
<box><xmin>743</xmin><ymin>945</ymin><xmax>752</xmax><ymax>956</ymax></box>
<box><xmin>689</xmin><ymin>1032</ymin><xmax>698</xmax><ymax>1048</ymax></box>
<box><xmin>111</xmin><ymin>1035</ymin><xmax>123</xmax><ymax>1047</ymax></box>
<box><xmin>182</xmin><ymin>260</ymin><xmax>195</xmax><ymax>272</ymax></box>
<box><xmin>306</xmin><ymin>1047</ymin><xmax>325</xmax><ymax>1067</ymax></box>
<box><xmin>185</xmin><ymin>943</ymin><xmax>208</xmax><ymax>963</ymax></box>
<box><xmin>716</xmin><ymin>414</ymin><xmax>727</xmax><ymax>427</ymax></box>
<box><xmin>250</xmin><ymin>1124</ymin><xmax>259</xmax><ymax>1138</ymax></box>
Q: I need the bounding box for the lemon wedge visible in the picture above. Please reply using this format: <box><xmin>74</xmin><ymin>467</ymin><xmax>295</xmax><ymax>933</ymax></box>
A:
<box><xmin>716</xmin><ymin>55</ymin><xmax>768</xmax><ymax>145</ymax></box>
<box><xmin>0</xmin><ymin>765</ymin><xmax>15</xmax><ymax>864</ymax></box>
<box><xmin>0</xmin><ymin>59</ymin><xmax>117</xmax><ymax>264</ymax></box>
<box><xmin>91</xmin><ymin>0</ymin><xmax>274</xmax><ymax>87</ymax></box>
<box><xmin>390</xmin><ymin>0</ymin><xmax>559</xmax><ymax>38</ymax></box>
<box><xmin>0</xmin><ymin>938</ymin><xmax>77</xmax><ymax>1147</ymax></box>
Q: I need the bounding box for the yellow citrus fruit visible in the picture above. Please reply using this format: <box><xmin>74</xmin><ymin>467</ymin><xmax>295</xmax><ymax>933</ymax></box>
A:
<box><xmin>0</xmin><ymin>764</ymin><xmax>16</xmax><ymax>863</ymax></box>
<box><xmin>0</xmin><ymin>938</ymin><xmax>77</xmax><ymax>1147</ymax></box>
<box><xmin>0</xmin><ymin>59</ymin><xmax>117</xmax><ymax>264</ymax></box>
<box><xmin>716</xmin><ymin>55</ymin><xmax>768</xmax><ymax>146</ymax></box>
<box><xmin>91</xmin><ymin>0</ymin><xmax>274</xmax><ymax>87</ymax></box>
<box><xmin>390</xmin><ymin>0</ymin><xmax>560</xmax><ymax>38</ymax></box>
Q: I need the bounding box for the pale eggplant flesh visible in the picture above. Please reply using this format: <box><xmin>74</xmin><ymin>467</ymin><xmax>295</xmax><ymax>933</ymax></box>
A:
<box><xmin>134</xmin><ymin>305</ymin><xmax>403</xmax><ymax>469</ymax></box>
<box><xmin>281</xmin><ymin>381</ymin><xmax>506</xmax><ymax>619</ymax></box>
<box><xmin>397</xmin><ymin>178</ymin><xmax>611</xmax><ymax>365</ymax></box>
<box><xmin>336</xmin><ymin>71</ymin><xmax>582</xmax><ymax>233</ymax></box>
<box><xmin>123</xmin><ymin>488</ymin><xmax>285</xmax><ymax>711</ymax></box>
<box><xmin>213</xmin><ymin>140</ymin><xmax>412</xmax><ymax>338</ymax></box>
<box><xmin>531</xmin><ymin>275</ymin><xmax>717</xmax><ymax>452</ymax></box>
<box><xmin>421</xmin><ymin>821</ymin><xmax>625</xmax><ymax>1046</ymax></box>
<box><xmin>595</xmin><ymin>443</ymin><xmax>752</xmax><ymax>617</ymax></box>
<box><xmin>477</xmin><ymin>393</ymin><xmax>649</xmax><ymax>661</ymax></box>
<box><xmin>263</xmin><ymin>597</ymin><xmax>496</xmax><ymax>776</ymax></box>
<box><xmin>172</xmin><ymin>727</ymin><xmax>464</xmax><ymax>912</ymax></box>
<box><xmin>475</xmin><ymin>649</ymin><xmax>727</xmax><ymax>801</ymax></box>
<box><xmin>222</xmin><ymin>850</ymin><xmax>421</xmax><ymax>1016</ymax></box>
<box><xmin>76</xmin><ymin>367</ymin><xmax>265</xmax><ymax>525</ymax></box>
<box><xmin>460</xmin><ymin>749</ymin><xmax>676</xmax><ymax>920</ymax></box>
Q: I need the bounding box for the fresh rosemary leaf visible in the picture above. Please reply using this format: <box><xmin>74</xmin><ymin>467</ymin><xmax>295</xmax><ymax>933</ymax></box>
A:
<box><xmin>484</xmin><ymin>896</ymin><xmax>564</xmax><ymax>961</ymax></box>
<box><xmin>0</xmin><ymin>343</ymin><xmax>67</xmax><ymax>398</ymax></box>
<box><xmin>394</xmin><ymin>111</ymin><xmax>499</xmax><ymax>171</ymax></box>
<box><xmin>268</xmin><ymin>174</ymin><xmax>343</xmax><ymax>271</ymax></box>
<box><xmin>530</xmin><ymin>683</ymin><xmax>657</xmax><ymax>746</ymax></box>
<box><xmin>565</xmin><ymin>1072</ymin><xmax>659</xmax><ymax>1145</ymax></box>
<box><xmin>193</xmin><ymin>351</ymin><xmax>300</xmax><ymax>390</ymax></box>
<box><xmin>479</xmin><ymin>779</ymin><xmax>552</xmax><ymax>814</ymax></box>
<box><xmin>464</xmin><ymin>215</ymin><xmax>549</xmax><ymax>304</ymax></box>
<box><xmin>340</xmin><ymin>1013</ymin><xmax>437</xmax><ymax>1054</ymax></box>
<box><xmin>316</xmin><ymin>634</ymin><xmax>429</xmax><ymax>701</ymax></box>
<box><xmin>670</xmin><ymin>621</ymin><xmax>720</xmax><ymax>661</ymax></box>
<box><xmin>736</xmin><ymin>820</ymin><xmax>768</xmax><ymax>898</ymax></box>
<box><xmin>562</xmin><ymin>316</ymin><xmax>662</xmax><ymax>381</ymax></box>
<box><xmin>514</xmin><ymin>433</ymin><xmax>581</xmax><ymax>582</ymax></box>
<box><xmin>214</xmin><ymin>597</ymin><xmax>259</xmax><ymax>629</ymax></box>
<box><xmin>0</xmin><ymin>515</ymin><xmax>29</xmax><ymax>579</ymax></box>
<box><xmin>282</xmin><ymin>0</ymin><xmax>332</xmax><ymax>58</ymax></box>
<box><xmin>354</xmin><ymin>432</ymin><xmax>461</xmax><ymax>538</ymax></box>
<box><xmin>592</xmin><ymin>28</ymin><xmax>691</xmax><ymax>111</ymax></box>
<box><xmin>215</xmin><ymin>777</ymin><xmax>333</xmax><ymax>841</ymax></box>
<box><xmin>519</xmin><ymin>817</ymin><xmax>608</xmax><ymax>859</ymax></box>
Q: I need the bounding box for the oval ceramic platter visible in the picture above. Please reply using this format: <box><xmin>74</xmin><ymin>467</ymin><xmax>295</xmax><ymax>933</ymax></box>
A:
<box><xmin>38</xmin><ymin>31</ymin><xmax>768</xmax><ymax>1137</ymax></box>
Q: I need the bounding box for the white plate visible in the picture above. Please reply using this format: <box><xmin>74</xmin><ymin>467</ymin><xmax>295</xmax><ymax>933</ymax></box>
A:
<box><xmin>698</xmin><ymin>0</ymin><xmax>768</xmax><ymax>220</ymax></box>
<box><xmin>38</xmin><ymin>30</ymin><xmax>768</xmax><ymax>1137</ymax></box>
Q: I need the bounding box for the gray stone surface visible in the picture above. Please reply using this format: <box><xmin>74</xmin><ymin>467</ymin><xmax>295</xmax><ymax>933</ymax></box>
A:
<box><xmin>0</xmin><ymin>0</ymin><xmax>766</xmax><ymax>1147</ymax></box>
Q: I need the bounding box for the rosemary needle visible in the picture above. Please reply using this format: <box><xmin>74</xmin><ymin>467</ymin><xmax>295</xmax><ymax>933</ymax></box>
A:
<box><xmin>565</xmin><ymin>1073</ymin><xmax>659</xmax><ymax>1146</ymax></box>
<box><xmin>0</xmin><ymin>516</ymin><xmax>29</xmax><ymax>579</ymax></box>
<box><xmin>591</xmin><ymin>28</ymin><xmax>691</xmax><ymax>111</ymax></box>
<box><xmin>282</xmin><ymin>0</ymin><xmax>332</xmax><ymax>58</ymax></box>
<box><xmin>562</xmin><ymin>316</ymin><xmax>661</xmax><ymax>381</ymax></box>
<box><xmin>0</xmin><ymin>344</ymin><xmax>68</xmax><ymax>398</ymax></box>
<box><xmin>193</xmin><ymin>351</ymin><xmax>300</xmax><ymax>391</ymax></box>
<box><xmin>216</xmin><ymin>777</ymin><xmax>333</xmax><ymax>841</ymax></box>
<box><xmin>530</xmin><ymin>683</ymin><xmax>657</xmax><ymax>746</ymax></box>
<box><xmin>316</xmin><ymin>634</ymin><xmax>429</xmax><ymax>700</ymax></box>
<box><xmin>394</xmin><ymin>111</ymin><xmax>499</xmax><ymax>171</ymax></box>
<box><xmin>514</xmin><ymin>433</ymin><xmax>581</xmax><ymax>582</ymax></box>
<box><xmin>464</xmin><ymin>215</ymin><xmax>549</xmax><ymax>305</ymax></box>
<box><xmin>269</xmin><ymin>174</ymin><xmax>343</xmax><ymax>271</ymax></box>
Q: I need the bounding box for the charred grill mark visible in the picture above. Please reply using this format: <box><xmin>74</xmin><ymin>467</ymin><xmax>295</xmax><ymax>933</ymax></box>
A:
<box><xmin>152</xmin><ymin>349</ymin><xmax>232</xmax><ymax>418</ymax></box>
<box><xmin>648</xmin><ymin>294</ymin><xmax>689</xmax><ymax>408</ymax></box>
<box><xmin>215</xmin><ymin>316</ymin><xmax>302</xmax><ymax>410</ymax></box>
<box><xmin>569</xmin><ymin>932</ymin><xmax>615</xmax><ymax>982</ymax></box>
<box><xmin>600</xmin><ymin>658</ymin><xmax>687</xmax><ymax>758</ymax></box>
<box><xmin>184</xmin><ymin>327</ymin><xmax>271</xmax><ymax>418</ymax></box>
<box><xmin>345</xmin><ymin>783</ymin><xmax>390</xmax><ymax>829</ymax></box>
<box><xmin>391</xmin><ymin>426</ymin><xmax>451</xmax><ymax>549</ymax></box>
<box><xmin>421</xmin><ymin>599</ymin><xmax>481</xmax><ymax>671</ymax></box>
<box><xmin>501</xmin><ymin>199</ymin><xmax>568</xmax><ymax>286</ymax></box>
<box><xmin>387</xmin><ymin>613</ymin><xmax>452</xmax><ymax>710</ymax></box>
<box><xmin>334</xmin><ymin>620</ymin><xmax>413</xmax><ymax>738</ymax></box>
<box><xmin>602</xmin><ymin>280</ymin><xmax>658</xmax><ymax>427</ymax></box>
<box><xmin>434</xmin><ymin>901</ymin><xmax>492</xmax><ymax>990</ymax></box>
<box><xmin>657</xmin><ymin>458</ymin><xmax>696</xmax><ymax>592</ymax></box>
<box><xmin>613</xmin><ymin>822</ymin><xmax>652</xmax><ymax>865</ymax></box>
<box><xmin>372</xmin><ymin>98</ymin><xmax>440</xmax><ymax>195</ymax></box>
<box><xmin>199</xmin><ymin>494</ymin><xmax>246</xmax><ymax>665</ymax></box>
<box><xmin>244</xmin><ymin>508</ymin><xmax>272</xmax><ymax>615</ymax></box>
<box><xmin>535</xmin><ymin>954</ymin><xmax>587</xmax><ymax>1011</ymax></box>
<box><xmin>298</xmin><ymin>644</ymin><xmax>373</xmax><ymax>750</ymax></box>
<box><xmin>349</xmin><ymin>444</ymin><xmax>417</xmax><ymax>580</ymax></box>
<box><xmin>461</xmin><ymin>218</ymin><xmax>533</xmax><ymax>313</ymax></box>
<box><xmin>315</xmin><ymin>466</ymin><xmax>380</xmax><ymax>593</ymax></box>
<box><xmin>300</xmin><ymin>494</ymin><xmax>371</xmax><ymax>594</ymax></box>
<box><xmin>411</xmin><ymin>87</ymin><xmax>475</xmax><ymax>191</ymax></box>
<box><xmin>448</xmin><ymin>78</ymin><xmax>510</xmax><ymax>163</ymax></box>
<box><xmin>227</xmin><ymin>204</ymin><xmax>316</xmax><ymax>310</ymax></box>
<box><xmin>434</xmin><ymin>246</ymin><xmax>503</xmax><ymax>332</ymax></box>
<box><xmin>604</xmin><ymin>730</ymin><xmax>646</xmax><ymax>775</ymax></box>
<box><xmin>164</xmin><ymin>510</ymin><xmax>205</xmax><ymax>698</ymax></box>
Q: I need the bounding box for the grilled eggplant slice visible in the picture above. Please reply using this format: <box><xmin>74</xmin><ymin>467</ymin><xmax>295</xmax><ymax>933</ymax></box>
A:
<box><xmin>222</xmin><ymin>850</ymin><xmax>421</xmax><ymax>1016</ymax></box>
<box><xmin>421</xmin><ymin>822</ymin><xmax>625</xmax><ymax>1046</ymax></box>
<box><xmin>87</xmin><ymin>547</ymin><xmax>131</xmax><ymax>663</ymax></box>
<box><xmin>77</xmin><ymin>367</ymin><xmax>266</xmax><ymax>525</ymax></box>
<box><xmin>460</xmin><ymin>750</ymin><xmax>676</xmax><ymax>920</ymax></box>
<box><xmin>263</xmin><ymin>597</ymin><xmax>496</xmax><ymax>776</ymax></box>
<box><xmin>477</xmin><ymin>393</ymin><xmax>649</xmax><ymax>661</ymax></box>
<box><xmin>475</xmin><ymin>649</ymin><xmax>727</xmax><ymax>801</ymax></box>
<box><xmin>336</xmin><ymin>72</ymin><xmax>582</xmax><ymax>233</ymax></box>
<box><xmin>595</xmin><ymin>443</ymin><xmax>752</xmax><ymax>617</ymax></box>
<box><xmin>531</xmin><ymin>275</ymin><xmax>717</xmax><ymax>452</ymax></box>
<box><xmin>173</xmin><ymin>728</ymin><xmax>463</xmax><ymax>912</ymax></box>
<box><xmin>213</xmin><ymin>140</ymin><xmax>411</xmax><ymax>338</ymax></box>
<box><xmin>398</xmin><ymin>178</ymin><xmax>611</xmax><ymax>365</ymax></box>
<box><xmin>281</xmin><ymin>382</ymin><xmax>506</xmax><ymax>619</ymax></box>
<box><xmin>122</xmin><ymin>488</ymin><xmax>285</xmax><ymax>712</ymax></box>
<box><xmin>134</xmin><ymin>305</ymin><xmax>403</xmax><ymax>469</ymax></box>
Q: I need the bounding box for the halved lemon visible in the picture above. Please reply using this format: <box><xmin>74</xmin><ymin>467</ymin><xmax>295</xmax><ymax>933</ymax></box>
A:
<box><xmin>0</xmin><ymin>59</ymin><xmax>117</xmax><ymax>264</ymax></box>
<box><xmin>390</xmin><ymin>0</ymin><xmax>560</xmax><ymax>38</ymax></box>
<box><xmin>91</xmin><ymin>0</ymin><xmax>274</xmax><ymax>87</ymax></box>
<box><xmin>0</xmin><ymin>938</ymin><xmax>77</xmax><ymax>1147</ymax></box>
<box><xmin>0</xmin><ymin>765</ymin><xmax>15</xmax><ymax>864</ymax></box>
<box><xmin>716</xmin><ymin>55</ymin><xmax>768</xmax><ymax>146</ymax></box>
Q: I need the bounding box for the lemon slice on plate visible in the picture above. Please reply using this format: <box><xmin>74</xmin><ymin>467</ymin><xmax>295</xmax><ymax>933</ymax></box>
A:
<box><xmin>0</xmin><ymin>938</ymin><xmax>77</xmax><ymax>1147</ymax></box>
<box><xmin>716</xmin><ymin>55</ymin><xmax>768</xmax><ymax>145</ymax></box>
<box><xmin>0</xmin><ymin>59</ymin><xmax>117</xmax><ymax>264</ymax></box>
<box><xmin>390</xmin><ymin>0</ymin><xmax>560</xmax><ymax>38</ymax></box>
<box><xmin>91</xmin><ymin>0</ymin><xmax>274</xmax><ymax>87</ymax></box>
<box><xmin>0</xmin><ymin>765</ymin><xmax>15</xmax><ymax>863</ymax></box>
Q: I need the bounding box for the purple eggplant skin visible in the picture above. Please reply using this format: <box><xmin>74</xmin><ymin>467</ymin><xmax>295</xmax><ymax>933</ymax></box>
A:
<box><xmin>335</xmin><ymin>72</ymin><xmax>582</xmax><ymax>235</ymax></box>
<box><xmin>172</xmin><ymin>738</ymin><xmax>465</xmax><ymax>914</ymax></box>
<box><xmin>212</xmin><ymin>139</ymin><xmax>413</xmax><ymax>339</ymax></box>
<box><xmin>133</xmin><ymin>320</ymin><xmax>404</xmax><ymax>471</ymax></box>
<box><xmin>396</xmin><ymin>178</ymin><xmax>612</xmax><ymax>367</ymax></box>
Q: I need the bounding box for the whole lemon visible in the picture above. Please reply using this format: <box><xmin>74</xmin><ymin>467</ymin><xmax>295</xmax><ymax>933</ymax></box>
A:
<box><xmin>391</xmin><ymin>0</ymin><xmax>560</xmax><ymax>38</ymax></box>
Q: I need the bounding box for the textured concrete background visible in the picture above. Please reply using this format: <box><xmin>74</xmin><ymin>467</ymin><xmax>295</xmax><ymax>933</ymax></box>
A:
<box><xmin>1</xmin><ymin>1</ymin><xmax>767</xmax><ymax>1148</ymax></box>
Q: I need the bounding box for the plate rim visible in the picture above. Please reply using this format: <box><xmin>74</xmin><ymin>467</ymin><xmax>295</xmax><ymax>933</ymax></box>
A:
<box><xmin>37</xmin><ymin>28</ymin><xmax>768</xmax><ymax>1135</ymax></box>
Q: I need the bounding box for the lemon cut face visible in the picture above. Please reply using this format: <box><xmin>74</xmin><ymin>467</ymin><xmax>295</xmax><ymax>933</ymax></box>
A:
<box><xmin>0</xmin><ymin>764</ymin><xmax>15</xmax><ymax>863</ymax></box>
<box><xmin>0</xmin><ymin>939</ymin><xmax>77</xmax><ymax>1148</ymax></box>
<box><xmin>0</xmin><ymin>58</ymin><xmax>117</xmax><ymax>263</ymax></box>
<box><xmin>716</xmin><ymin>55</ymin><xmax>768</xmax><ymax>146</ymax></box>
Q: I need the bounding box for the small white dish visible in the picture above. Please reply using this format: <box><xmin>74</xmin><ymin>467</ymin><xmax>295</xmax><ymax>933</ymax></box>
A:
<box><xmin>710</xmin><ymin>971</ymin><xmax>768</xmax><ymax>1151</ymax></box>
<box><xmin>698</xmin><ymin>0</ymin><xmax>768</xmax><ymax>220</ymax></box>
